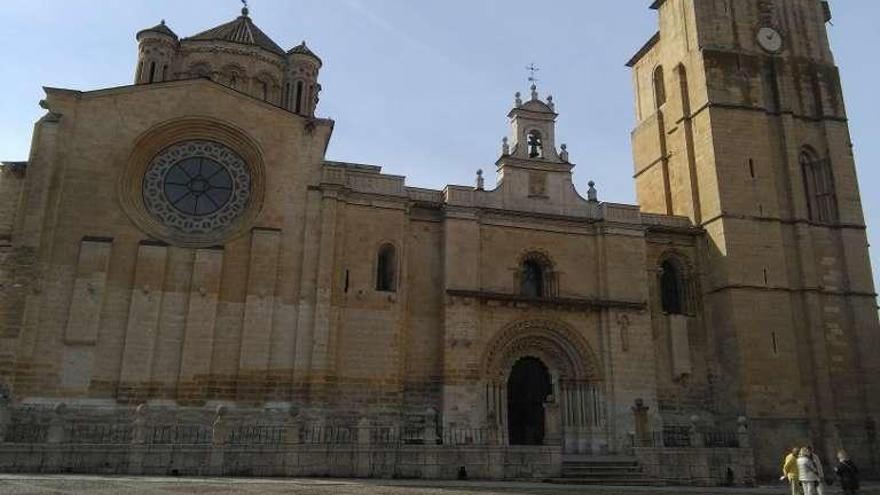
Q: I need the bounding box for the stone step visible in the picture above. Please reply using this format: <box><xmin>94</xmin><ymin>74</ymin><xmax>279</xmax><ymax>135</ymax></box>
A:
<box><xmin>562</xmin><ymin>455</ymin><xmax>638</xmax><ymax>463</ymax></box>
<box><xmin>561</xmin><ymin>467</ymin><xmax>647</xmax><ymax>476</ymax></box>
<box><xmin>562</xmin><ymin>462</ymin><xmax>640</xmax><ymax>469</ymax></box>
<box><xmin>545</xmin><ymin>477</ymin><xmax>659</xmax><ymax>486</ymax></box>
<box><xmin>558</xmin><ymin>455</ymin><xmax>658</xmax><ymax>486</ymax></box>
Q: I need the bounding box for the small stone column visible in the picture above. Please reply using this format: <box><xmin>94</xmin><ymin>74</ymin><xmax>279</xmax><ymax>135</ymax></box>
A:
<box><xmin>736</xmin><ymin>416</ymin><xmax>750</xmax><ymax>448</ymax></box>
<box><xmin>47</xmin><ymin>403</ymin><xmax>67</xmax><ymax>444</ymax></box>
<box><xmin>631</xmin><ymin>399</ymin><xmax>650</xmax><ymax>448</ymax></box>
<box><xmin>128</xmin><ymin>404</ymin><xmax>148</xmax><ymax>475</ymax></box>
<box><xmin>0</xmin><ymin>383</ymin><xmax>10</xmax><ymax>442</ymax></box>
<box><xmin>423</xmin><ymin>407</ymin><xmax>439</xmax><ymax>446</ymax></box>
<box><xmin>46</xmin><ymin>403</ymin><xmax>68</xmax><ymax>472</ymax></box>
<box><xmin>283</xmin><ymin>410</ymin><xmax>301</xmax><ymax>446</ymax></box>
<box><xmin>544</xmin><ymin>395</ymin><xmax>561</xmax><ymax>446</ymax></box>
<box><xmin>689</xmin><ymin>415</ymin><xmax>704</xmax><ymax>448</ymax></box>
<box><xmin>356</xmin><ymin>417</ymin><xmax>371</xmax><ymax>478</ymax></box>
<box><xmin>209</xmin><ymin>406</ymin><xmax>228</xmax><ymax>476</ymax></box>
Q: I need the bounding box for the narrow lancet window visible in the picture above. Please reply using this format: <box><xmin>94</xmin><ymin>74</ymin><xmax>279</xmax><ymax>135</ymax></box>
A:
<box><xmin>653</xmin><ymin>65</ymin><xmax>666</xmax><ymax>108</ymax></box>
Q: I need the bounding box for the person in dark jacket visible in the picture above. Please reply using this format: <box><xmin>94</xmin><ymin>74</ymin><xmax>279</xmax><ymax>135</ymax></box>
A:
<box><xmin>834</xmin><ymin>450</ymin><xmax>860</xmax><ymax>495</ymax></box>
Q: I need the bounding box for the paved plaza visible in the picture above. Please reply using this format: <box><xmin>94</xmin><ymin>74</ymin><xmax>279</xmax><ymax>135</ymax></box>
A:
<box><xmin>0</xmin><ymin>476</ymin><xmax>878</xmax><ymax>495</ymax></box>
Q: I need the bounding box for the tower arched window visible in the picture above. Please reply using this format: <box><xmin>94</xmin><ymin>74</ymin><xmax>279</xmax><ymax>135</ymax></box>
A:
<box><xmin>148</xmin><ymin>61</ymin><xmax>156</xmax><ymax>84</ymax></box>
<box><xmin>527</xmin><ymin>130</ymin><xmax>544</xmax><ymax>159</ymax></box>
<box><xmin>518</xmin><ymin>252</ymin><xmax>555</xmax><ymax>298</ymax></box>
<box><xmin>259</xmin><ymin>80</ymin><xmax>268</xmax><ymax>101</ymax></box>
<box><xmin>376</xmin><ymin>244</ymin><xmax>397</xmax><ymax>292</ymax></box>
<box><xmin>295</xmin><ymin>81</ymin><xmax>304</xmax><ymax>114</ymax></box>
<box><xmin>653</xmin><ymin>65</ymin><xmax>666</xmax><ymax>109</ymax></box>
<box><xmin>800</xmin><ymin>147</ymin><xmax>838</xmax><ymax>223</ymax></box>
<box><xmin>660</xmin><ymin>258</ymin><xmax>687</xmax><ymax>315</ymax></box>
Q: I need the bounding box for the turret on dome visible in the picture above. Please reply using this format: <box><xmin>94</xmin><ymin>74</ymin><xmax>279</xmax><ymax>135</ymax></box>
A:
<box><xmin>288</xmin><ymin>41</ymin><xmax>323</xmax><ymax>66</ymax></box>
<box><xmin>136</xmin><ymin>20</ymin><xmax>177</xmax><ymax>41</ymax></box>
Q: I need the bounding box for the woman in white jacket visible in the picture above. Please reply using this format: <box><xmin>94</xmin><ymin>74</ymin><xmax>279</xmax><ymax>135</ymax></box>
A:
<box><xmin>798</xmin><ymin>447</ymin><xmax>821</xmax><ymax>495</ymax></box>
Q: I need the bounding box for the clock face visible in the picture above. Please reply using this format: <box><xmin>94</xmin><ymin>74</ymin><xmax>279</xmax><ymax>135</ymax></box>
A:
<box><xmin>757</xmin><ymin>27</ymin><xmax>783</xmax><ymax>53</ymax></box>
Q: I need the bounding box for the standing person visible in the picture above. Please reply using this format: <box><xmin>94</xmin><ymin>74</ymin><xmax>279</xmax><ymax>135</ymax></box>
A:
<box><xmin>807</xmin><ymin>446</ymin><xmax>826</xmax><ymax>495</ymax></box>
<box><xmin>798</xmin><ymin>447</ymin><xmax>821</xmax><ymax>495</ymax></box>
<box><xmin>782</xmin><ymin>447</ymin><xmax>804</xmax><ymax>495</ymax></box>
<box><xmin>834</xmin><ymin>450</ymin><xmax>860</xmax><ymax>495</ymax></box>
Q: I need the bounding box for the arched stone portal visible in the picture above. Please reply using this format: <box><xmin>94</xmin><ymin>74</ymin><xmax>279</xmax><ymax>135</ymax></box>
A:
<box><xmin>507</xmin><ymin>356</ymin><xmax>552</xmax><ymax>445</ymax></box>
<box><xmin>482</xmin><ymin>319</ymin><xmax>607</xmax><ymax>453</ymax></box>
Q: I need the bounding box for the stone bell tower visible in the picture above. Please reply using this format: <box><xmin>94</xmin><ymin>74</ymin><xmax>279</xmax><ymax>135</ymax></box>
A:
<box><xmin>628</xmin><ymin>0</ymin><xmax>880</xmax><ymax>476</ymax></box>
<box><xmin>495</xmin><ymin>84</ymin><xmax>575</xmax><ymax>202</ymax></box>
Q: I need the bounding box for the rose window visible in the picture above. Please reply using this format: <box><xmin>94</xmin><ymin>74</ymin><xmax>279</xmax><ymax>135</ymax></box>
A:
<box><xmin>143</xmin><ymin>140</ymin><xmax>251</xmax><ymax>234</ymax></box>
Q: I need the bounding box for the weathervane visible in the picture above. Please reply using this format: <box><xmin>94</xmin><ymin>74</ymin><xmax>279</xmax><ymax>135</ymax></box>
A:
<box><xmin>241</xmin><ymin>0</ymin><xmax>249</xmax><ymax>16</ymax></box>
<box><xmin>526</xmin><ymin>63</ymin><xmax>540</xmax><ymax>85</ymax></box>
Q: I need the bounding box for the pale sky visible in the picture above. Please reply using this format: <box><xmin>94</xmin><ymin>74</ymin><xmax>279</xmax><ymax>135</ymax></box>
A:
<box><xmin>1</xmin><ymin>1</ymin><xmax>878</xmax><ymax>301</ymax></box>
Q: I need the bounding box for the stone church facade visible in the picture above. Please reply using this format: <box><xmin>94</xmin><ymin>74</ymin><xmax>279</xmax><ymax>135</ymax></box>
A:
<box><xmin>0</xmin><ymin>0</ymin><xmax>876</xmax><ymax>483</ymax></box>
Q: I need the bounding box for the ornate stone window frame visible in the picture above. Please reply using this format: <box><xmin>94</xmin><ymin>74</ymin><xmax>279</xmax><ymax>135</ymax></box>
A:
<box><xmin>119</xmin><ymin>117</ymin><xmax>266</xmax><ymax>248</ymax></box>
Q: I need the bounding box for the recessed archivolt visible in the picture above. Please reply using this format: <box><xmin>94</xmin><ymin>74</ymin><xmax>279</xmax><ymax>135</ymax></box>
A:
<box><xmin>482</xmin><ymin>318</ymin><xmax>600</xmax><ymax>383</ymax></box>
<box><xmin>516</xmin><ymin>248</ymin><xmax>554</xmax><ymax>268</ymax></box>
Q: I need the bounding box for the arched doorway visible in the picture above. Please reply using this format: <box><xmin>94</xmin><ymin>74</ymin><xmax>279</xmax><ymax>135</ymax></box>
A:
<box><xmin>507</xmin><ymin>356</ymin><xmax>552</xmax><ymax>445</ymax></box>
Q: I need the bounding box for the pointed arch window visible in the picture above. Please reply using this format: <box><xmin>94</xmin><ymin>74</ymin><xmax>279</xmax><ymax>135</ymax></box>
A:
<box><xmin>800</xmin><ymin>147</ymin><xmax>838</xmax><ymax>223</ymax></box>
<box><xmin>653</xmin><ymin>65</ymin><xmax>666</xmax><ymax>109</ymax></box>
<box><xmin>376</xmin><ymin>244</ymin><xmax>397</xmax><ymax>292</ymax></box>
<box><xmin>659</xmin><ymin>257</ymin><xmax>691</xmax><ymax>315</ymax></box>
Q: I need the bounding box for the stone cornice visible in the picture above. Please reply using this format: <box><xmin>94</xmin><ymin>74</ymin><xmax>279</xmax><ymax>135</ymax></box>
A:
<box><xmin>446</xmin><ymin>289</ymin><xmax>646</xmax><ymax>311</ymax></box>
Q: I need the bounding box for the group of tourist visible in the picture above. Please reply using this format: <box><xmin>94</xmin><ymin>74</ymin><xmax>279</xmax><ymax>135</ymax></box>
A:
<box><xmin>781</xmin><ymin>447</ymin><xmax>860</xmax><ymax>495</ymax></box>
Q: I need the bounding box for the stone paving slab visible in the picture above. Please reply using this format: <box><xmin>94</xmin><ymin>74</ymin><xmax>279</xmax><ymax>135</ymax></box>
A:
<box><xmin>0</xmin><ymin>476</ymin><xmax>878</xmax><ymax>495</ymax></box>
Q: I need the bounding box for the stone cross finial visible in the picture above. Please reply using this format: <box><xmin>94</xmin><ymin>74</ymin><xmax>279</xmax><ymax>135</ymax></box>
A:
<box><xmin>587</xmin><ymin>180</ymin><xmax>598</xmax><ymax>202</ymax></box>
<box><xmin>502</xmin><ymin>136</ymin><xmax>510</xmax><ymax>155</ymax></box>
<box><xmin>476</xmin><ymin>169</ymin><xmax>485</xmax><ymax>190</ymax></box>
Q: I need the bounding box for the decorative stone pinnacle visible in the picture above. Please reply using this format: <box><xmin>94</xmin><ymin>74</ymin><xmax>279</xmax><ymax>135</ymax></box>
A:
<box><xmin>514</xmin><ymin>92</ymin><xmax>522</xmax><ymax>107</ymax></box>
<box><xmin>476</xmin><ymin>169</ymin><xmax>485</xmax><ymax>190</ymax></box>
<box><xmin>560</xmin><ymin>143</ymin><xmax>569</xmax><ymax>162</ymax></box>
<box><xmin>587</xmin><ymin>180</ymin><xmax>598</xmax><ymax>202</ymax></box>
<box><xmin>530</xmin><ymin>84</ymin><xmax>538</xmax><ymax>101</ymax></box>
<box><xmin>502</xmin><ymin>136</ymin><xmax>510</xmax><ymax>155</ymax></box>
<box><xmin>547</xmin><ymin>95</ymin><xmax>555</xmax><ymax>111</ymax></box>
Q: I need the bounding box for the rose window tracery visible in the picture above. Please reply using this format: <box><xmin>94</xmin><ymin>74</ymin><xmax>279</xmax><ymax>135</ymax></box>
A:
<box><xmin>142</xmin><ymin>140</ymin><xmax>251</xmax><ymax>234</ymax></box>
